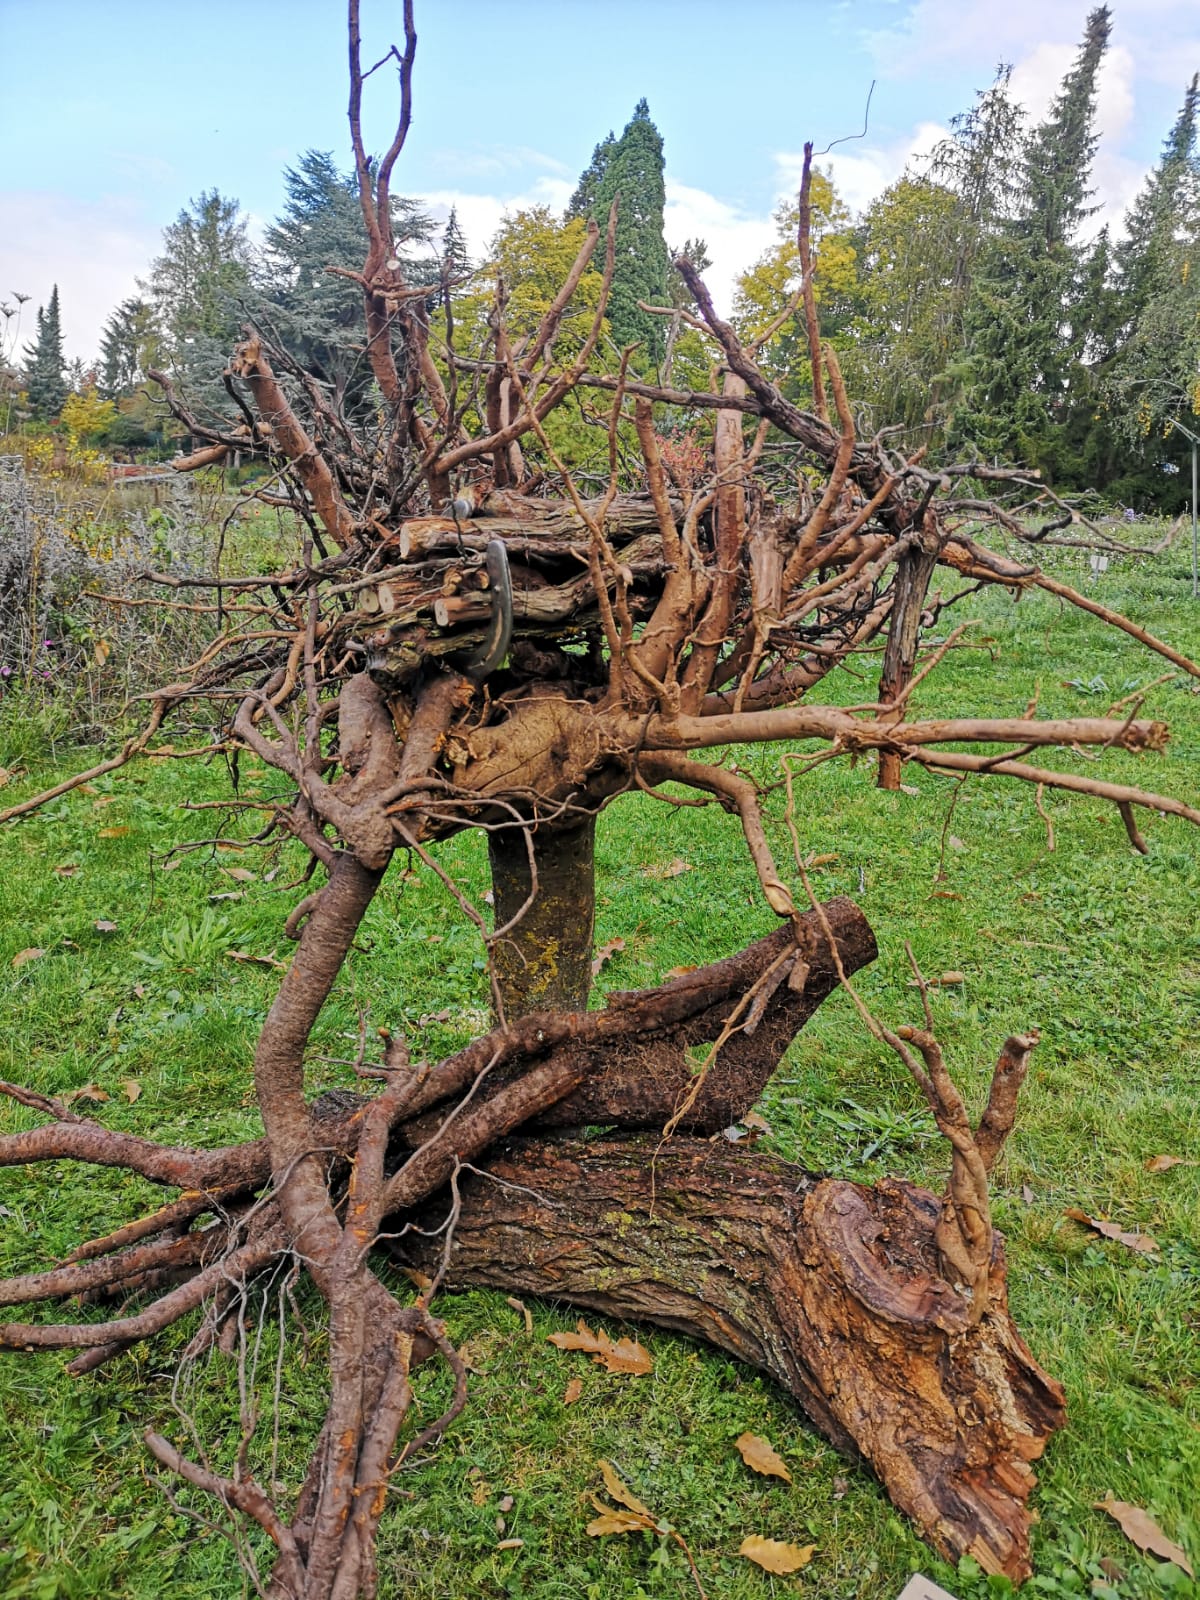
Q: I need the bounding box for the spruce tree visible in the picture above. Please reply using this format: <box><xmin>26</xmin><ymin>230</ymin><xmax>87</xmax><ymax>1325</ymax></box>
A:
<box><xmin>1102</xmin><ymin>75</ymin><xmax>1200</xmax><ymax>485</ymax></box>
<box><xmin>98</xmin><ymin>298</ymin><xmax>157</xmax><ymax>398</ymax></box>
<box><xmin>954</xmin><ymin>9</ymin><xmax>1111</xmax><ymax>468</ymax></box>
<box><xmin>1113</xmin><ymin>75</ymin><xmax>1198</xmax><ymax>328</ymax></box>
<box><xmin>567</xmin><ymin>101</ymin><xmax>670</xmax><ymax>365</ymax></box>
<box><xmin>23</xmin><ymin>284</ymin><xmax>67</xmax><ymax>419</ymax></box>
<box><xmin>441</xmin><ymin>207</ymin><xmax>470</xmax><ymax>276</ymax></box>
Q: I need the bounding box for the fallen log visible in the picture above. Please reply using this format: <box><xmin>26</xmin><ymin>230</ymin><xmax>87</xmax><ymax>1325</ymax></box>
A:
<box><xmin>400</xmin><ymin>1135</ymin><xmax>1066</xmax><ymax>1584</ymax></box>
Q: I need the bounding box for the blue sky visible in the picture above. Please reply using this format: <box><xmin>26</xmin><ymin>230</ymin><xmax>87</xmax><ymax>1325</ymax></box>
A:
<box><xmin>2</xmin><ymin>0</ymin><xmax>1198</xmax><ymax>360</ymax></box>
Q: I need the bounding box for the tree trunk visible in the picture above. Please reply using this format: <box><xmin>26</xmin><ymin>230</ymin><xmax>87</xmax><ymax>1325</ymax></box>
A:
<box><xmin>488</xmin><ymin>814</ymin><xmax>596</xmax><ymax>1017</ymax></box>
<box><xmin>404</xmin><ymin>1136</ymin><xmax>1066</xmax><ymax>1584</ymax></box>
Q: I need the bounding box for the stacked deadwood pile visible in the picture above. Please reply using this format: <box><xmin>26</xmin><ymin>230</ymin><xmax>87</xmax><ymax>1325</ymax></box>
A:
<box><xmin>2</xmin><ymin>7</ymin><xmax>1200</xmax><ymax>1598</ymax></box>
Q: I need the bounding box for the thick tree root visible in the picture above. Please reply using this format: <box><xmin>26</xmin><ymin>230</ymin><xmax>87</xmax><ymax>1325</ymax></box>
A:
<box><xmin>400</xmin><ymin>1135</ymin><xmax>1066</xmax><ymax>1583</ymax></box>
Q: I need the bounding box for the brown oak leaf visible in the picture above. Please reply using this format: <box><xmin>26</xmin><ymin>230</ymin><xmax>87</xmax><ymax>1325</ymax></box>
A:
<box><xmin>735</xmin><ymin>1432</ymin><xmax>792</xmax><ymax>1482</ymax></box>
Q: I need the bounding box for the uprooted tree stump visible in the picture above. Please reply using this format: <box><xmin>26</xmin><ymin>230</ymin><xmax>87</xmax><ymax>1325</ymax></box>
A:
<box><xmin>2</xmin><ymin>3</ymin><xmax>1200</xmax><ymax>1595</ymax></box>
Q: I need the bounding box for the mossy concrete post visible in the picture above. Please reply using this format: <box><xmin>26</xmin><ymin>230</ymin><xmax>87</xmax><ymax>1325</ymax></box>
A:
<box><xmin>488</xmin><ymin>813</ymin><xmax>596</xmax><ymax>1018</ymax></box>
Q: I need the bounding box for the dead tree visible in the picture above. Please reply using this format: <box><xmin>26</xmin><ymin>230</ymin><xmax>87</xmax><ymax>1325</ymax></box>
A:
<box><xmin>2</xmin><ymin>4</ymin><xmax>1199</xmax><ymax>1594</ymax></box>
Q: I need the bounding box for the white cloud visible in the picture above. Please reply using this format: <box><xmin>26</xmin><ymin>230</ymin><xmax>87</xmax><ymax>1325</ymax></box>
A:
<box><xmin>0</xmin><ymin>192</ymin><xmax>161</xmax><ymax>364</ymax></box>
<box><xmin>663</xmin><ymin>181</ymin><xmax>777</xmax><ymax>313</ymax></box>
<box><xmin>775</xmin><ymin>120</ymin><xmax>950</xmax><ymax>218</ymax></box>
<box><xmin>414</xmin><ymin>175</ymin><xmax>573</xmax><ymax>260</ymax></box>
<box><xmin>424</xmin><ymin>145</ymin><xmax>570</xmax><ymax>181</ymax></box>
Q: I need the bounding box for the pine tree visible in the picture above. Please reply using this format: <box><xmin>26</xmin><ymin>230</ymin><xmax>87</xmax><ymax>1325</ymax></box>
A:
<box><xmin>22</xmin><ymin>284</ymin><xmax>67</xmax><ymax>419</ymax></box>
<box><xmin>953</xmin><ymin>9</ymin><xmax>1112</xmax><ymax>467</ymax></box>
<box><xmin>567</xmin><ymin>101</ymin><xmax>670</xmax><ymax>365</ymax></box>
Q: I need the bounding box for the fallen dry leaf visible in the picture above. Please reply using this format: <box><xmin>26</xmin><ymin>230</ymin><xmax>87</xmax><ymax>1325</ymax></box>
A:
<box><xmin>548</xmin><ymin>1319</ymin><xmax>652</xmax><ymax>1375</ymax></box>
<box><xmin>741</xmin><ymin>1111</ymin><xmax>773</xmax><ymax>1138</ymax></box>
<box><xmin>1065</xmin><ymin>1208</ymin><xmax>1159</xmax><ymax>1255</ymax></box>
<box><xmin>662</xmin><ymin>964</ymin><xmax>699</xmax><ymax>980</ymax></box>
<box><xmin>563</xmin><ymin>1376</ymin><xmax>583</xmax><ymax>1405</ymax></box>
<box><xmin>119</xmin><ymin>1079</ymin><xmax>142</xmax><ymax>1104</ymax></box>
<box><xmin>907</xmin><ymin>971</ymin><xmax>965</xmax><ymax>988</ymax></box>
<box><xmin>1022</xmin><ymin>1184</ymin><xmax>1036</xmax><ymax>1205</ymax></box>
<box><xmin>738</xmin><ymin>1535</ymin><xmax>816</xmax><ymax>1574</ymax></box>
<box><xmin>11</xmin><ymin>948</ymin><xmax>45</xmax><ymax>968</ymax></box>
<box><xmin>0</xmin><ymin>767</ymin><xmax>10</xmax><ymax>787</ymax></box>
<box><xmin>93</xmin><ymin>638</ymin><xmax>112</xmax><ymax>666</ymax></box>
<box><xmin>53</xmin><ymin>863</ymin><xmax>79</xmax><ymax>877</ymax></box>
<box><xmin>598</xmin><ymin>1460</ymin><xmax>654</xmax><ymax>1519</ymax></box>
<box><xmin>591</xmin><ymin>937</ymin><xmax>626</xmax><ymax>977</ymax></box>
<box><xmin>1145</xmin><ymin>1154</ymin><xmax>1191</xmax><ymax>1173</ymax></box>
<box><xmin>222</xmin><ymin>866</ymin><xmax>256</xmax><ymax>882</ymax></box>
<box><xmin>94</xmin><ymin>920</ymin><xmax>118</xmax><ymax>935</ymax></box>
<box><xmin>947</xmin><ymin>834</ymin><xmax>967</xmax><ymax>851</ymax></box>
<box><xmin>495</xmin><ymin>1538</ymin><xmax>524</xmax><ymax>1551</ymax></box>
<box><xmin>645</xmin><ymin>857</ymin><xmax>692</xmax><ymax>880</ymax></box>
<box><xmin>587</xmin><ymin>1505</ymin><xmax>653</xmax><ymax>1537</ymax></box>
<box><xmin>586</xmin><ymin>1462</ymin><xmax>662</xmax><ymax>1537</ymax></box>
<box><xmin>62</xmin><ymin>1083</ymin><xmax>109</xmax><ymax>1106</ymax></box>
<box><xmin>226</xmin><ymin>949</ymin><xmax>288</xmax><ymax>971</ymax></box>
<box><xmin>802</xmin><ymin>851</ymin><xmax>839</xmax><ymax>868</ymax></box>
<box><xmin>735</xmin><ymin>1432</ymin><xmax>792</xmax><ymax>1483</ymax></box>
<box><xmin>506</xmin><ymin>1295</ymin><xmax>533</xmax><ymax>1337</ymax></box>
<box><xmin>97</xmin><ymin>826</ymin><xmax>130</xmax><ymax>839</ymax></box>
<box><xmin>1094</xmin><ymin>1499</ymin><xmax>1193</xmax><ymax>1576</ymax></box>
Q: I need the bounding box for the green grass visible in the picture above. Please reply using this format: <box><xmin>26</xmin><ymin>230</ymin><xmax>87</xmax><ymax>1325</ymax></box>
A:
<box><xmin>0</xmin><ymin>542</ymin><xmax>1198</xmax><ymax>1600</ymax></box>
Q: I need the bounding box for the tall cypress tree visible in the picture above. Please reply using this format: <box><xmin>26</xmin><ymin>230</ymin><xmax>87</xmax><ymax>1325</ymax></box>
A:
<box><xmin>954</xmin><ymin>8</ymin><xmax>1111</xmax><ymax>468</ymax></box>
<box><xmin>23</xmin><ymin>284</ymin><xmax>67</xmax><ymax>419</ymax></box>
<box><xmin>567</xmin><ymin>101</ymin><xmax>670</xmax><ymax>365</ymax></box>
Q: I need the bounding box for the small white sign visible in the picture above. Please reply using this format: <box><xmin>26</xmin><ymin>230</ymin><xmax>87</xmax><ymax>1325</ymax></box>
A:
<box><xmin>896</xmin><ymin>1578</ymin><xmax>961</xmax><ymax>1600</ymax></box>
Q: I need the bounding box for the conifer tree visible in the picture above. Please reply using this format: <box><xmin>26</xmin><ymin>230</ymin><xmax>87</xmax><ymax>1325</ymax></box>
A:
<box><xmin>256</xmin><ymin>152</ymin><xmax>433</xmax><ymax>417</ymax></box>
<box><xmin>98</xmin><ymin>298</ymin><xmax>157</xmax><ymax>398</ymax></box>
<box><xmin>22</xmin><ymin>284</ymin><xmax>67</xmax><ymax>419</ymax></box>
<box><xmin>440</xmin><ymin>206</ymin><xmax>470</xmax><ymax>276</ymax></box>
<box><xmin>954</xmin><ymin>9</ymin><xmax>1111</xmax><ymax>467</ymax></box>
<box><xmin>141</xmin><ymin>190</ymin><xmax>253</xmax><ymax>414</ymax></box>
<box><xmin>567</xmin><ymin>101</ymin><xmax>670</xmax><ymax>364</ymax></box>
<box><xmin>1103</xmin><ymin>75</ymin><xmax>1200</xmax><ymax>472</ymax></box>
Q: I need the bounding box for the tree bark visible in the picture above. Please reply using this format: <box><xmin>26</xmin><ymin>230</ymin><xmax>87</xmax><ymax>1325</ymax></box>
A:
<box><xmin>402</xmin><ymin>1136</ymin><xmax>1066</xmax><ymax>1584</ymax></box>
<box><xmin>488</xmin><ymin>814</ymin><xmax>597</xmax><ymax>1017</ymax></box>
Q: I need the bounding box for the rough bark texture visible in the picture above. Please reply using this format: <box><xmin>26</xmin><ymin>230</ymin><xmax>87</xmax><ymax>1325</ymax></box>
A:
<box><xmin>402</xmin><ymin>1136</ymin><xmax>1066</xmax><ymax>1583</ymax></box>
<box><xmin>488</xmin><ymin>814</ymin><xmax>597</xmax><ymax>1017</ymax></box>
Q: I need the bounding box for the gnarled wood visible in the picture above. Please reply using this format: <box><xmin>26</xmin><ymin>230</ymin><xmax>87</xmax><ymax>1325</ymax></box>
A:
<box><xmin>402</xmin><ymin>1137</ymin><xmax>1066</xmax><ymax>1583</ymax></box>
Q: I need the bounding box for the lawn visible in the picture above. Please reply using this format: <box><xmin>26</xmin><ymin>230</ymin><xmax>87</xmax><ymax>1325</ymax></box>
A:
<box><xmin>0</xmin><ymin>540</ymin><xmax>1197</xmax><ymax>1600</ymax></box>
